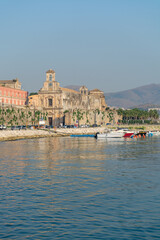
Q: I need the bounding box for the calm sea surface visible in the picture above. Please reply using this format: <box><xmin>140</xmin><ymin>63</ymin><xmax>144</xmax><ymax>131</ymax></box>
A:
<box><xmin>0</xmin><ymin>136</ymin><xmax>160</xmax><ymax>239</ymax></box>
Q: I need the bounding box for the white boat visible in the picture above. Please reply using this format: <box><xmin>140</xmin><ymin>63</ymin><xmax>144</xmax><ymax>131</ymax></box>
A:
<box><xmin>96</xmin><ymin>129</ymin><xmax>125</xmax><ymax>138</ymax></box>
<box><xmin>96</xmin><ymin>128</ymin><xmax>135</xmax><ymax>139</ymax></box>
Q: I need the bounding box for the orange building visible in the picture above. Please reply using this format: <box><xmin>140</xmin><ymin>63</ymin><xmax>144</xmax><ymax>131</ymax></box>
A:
<box><xmin>0</xmin><ymin>79</ymin><xmax>28</xmax><ymax>107</ymax></box>
<box><xmin>28</xmin><ymin>94</ymin><xmax>39</xmax><ymax>107</ymax></box>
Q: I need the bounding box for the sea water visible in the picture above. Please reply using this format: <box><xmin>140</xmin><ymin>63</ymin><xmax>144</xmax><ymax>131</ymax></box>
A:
<box><xmin>0</xmin><ymin>136</ymin><xmax>160</xmax><ymax>239</ymax></box>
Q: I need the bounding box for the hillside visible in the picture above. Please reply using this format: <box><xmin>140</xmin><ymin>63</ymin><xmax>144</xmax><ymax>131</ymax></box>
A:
<box><xmin>104</xmin><ymin>84</ymin><xmax>160</xmax><ymax>108</ymax></box>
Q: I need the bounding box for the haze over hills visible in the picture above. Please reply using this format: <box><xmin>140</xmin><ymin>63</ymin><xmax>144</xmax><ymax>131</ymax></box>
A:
<box><xmin>64</xmin><ymin>84</ymin><xmax>160</xmax><ymax>109</ymax></box>
<box><xmin>104</xmin><ymin>84</ymin><xmax>160</xmax><ymax>108</ymax></box>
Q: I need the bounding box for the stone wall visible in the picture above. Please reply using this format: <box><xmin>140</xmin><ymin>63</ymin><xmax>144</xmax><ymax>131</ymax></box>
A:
<box><xmin>0</xmin><ymin>105</ymin><xmax>122</xmax><ymax>127</ymax></box>
<box><xmin>62</xmin><ymin>90</ymin><xmax>106</xmax><ymax>112</ymax></box>
<box><xmin>64</xmin><ymin>109</ymin><xmax>121</xmax><ymax>126</ymax></box>
<box><xmin>0</xmin><ymin>106</ymin><xmax>47</xmax><ymax>126</ymax></box>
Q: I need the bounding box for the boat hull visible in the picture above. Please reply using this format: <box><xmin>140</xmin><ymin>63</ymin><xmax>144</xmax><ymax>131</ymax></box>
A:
<box><xmin>96</xmin><ymin>132</ymin><xmax>124</xmax><ymax>138</ymax></box>
<box><xmin>123</xmin><ymin>132</ymin><xmax>134</xmax><ymax>138</ymax></box>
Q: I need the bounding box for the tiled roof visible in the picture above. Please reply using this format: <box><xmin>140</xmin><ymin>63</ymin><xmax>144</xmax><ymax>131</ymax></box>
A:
<box><xmin>90</xmin><ymin>88</ymin><xmax>103</xmax><ymax>93</ymax></box>
<box><xmin>0</xmin><ymin>80</ymin><xmax>16</xmax><ymax>84</ymax></box>
<box><xmin>61</xmin><ymin>87</ymin><xmax>79</xmax><ymax>94</ymax></box>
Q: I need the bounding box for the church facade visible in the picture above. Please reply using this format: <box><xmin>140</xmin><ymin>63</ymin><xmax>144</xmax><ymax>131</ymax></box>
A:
<box><xmin>29</xmin><ymin>69</ymin><xmax>108</xmax><ymax>126</ymax></box>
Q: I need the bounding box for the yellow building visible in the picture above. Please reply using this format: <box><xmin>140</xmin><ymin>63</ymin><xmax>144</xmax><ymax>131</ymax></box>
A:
<box><xmin>28</xmin><ymin>94</ymin><xmax>39</xmax><ymax>108</ymax></box>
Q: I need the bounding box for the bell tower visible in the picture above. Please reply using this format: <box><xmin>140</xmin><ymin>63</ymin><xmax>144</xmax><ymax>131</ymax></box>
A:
<box><xmin>46</xmin><ymin>69</ymin><xmax>56</xmax><ymax>91</ymax></box>
<box><xmin>40</xmin><ymin>69</ymin><xmax>60</xmax><ymax>91</ymax></box>
<box><xmin>46</xmin><ymin>69</ymin><xmax>55</xmax><ymax>82</ymax></box>
<box><xmin>38</xmin><ymin>69</ymin><xmax>63</xmax><ymax>127</ymax></box>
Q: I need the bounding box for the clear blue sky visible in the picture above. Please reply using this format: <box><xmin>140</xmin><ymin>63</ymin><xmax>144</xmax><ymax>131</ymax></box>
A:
<box><xmin>0</xmin><ymin>0</ymin><xmax>160</xmax><ymax>93</ymax></box>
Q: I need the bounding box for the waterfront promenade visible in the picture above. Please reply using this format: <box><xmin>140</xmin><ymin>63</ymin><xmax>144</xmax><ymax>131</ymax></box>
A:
<box><xmin>0</xmin><ymin>129</ymin><xmax>56</xmax><ymax>141</ymax></box>
<box><xmin>0</xmin><ymin>127</ymin><xmax>105</xmax><ymax>141</ymax></box>
<box><xmin>0</xmin><ymin>125</ymin><xmax>160</xmax><ymax>142</ymax></box>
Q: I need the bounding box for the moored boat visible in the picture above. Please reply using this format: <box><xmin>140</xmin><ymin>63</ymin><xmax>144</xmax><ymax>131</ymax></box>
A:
<box><xmin>118</xmin><ymin>128</ymin><xmax>134</xmax><ymax>138</ymax></box>
<box><xmin>96</xmin><ymin>128</ymin><xmax>135</xmax><ymax>139</ymax></box>
<box><xmin>96</xmin><ymin>129</ymin><xmax>125</xmax><ymax>138</ymax></box>
<box><xmin>123</xmin><ymin>132</ymin><xmax>134</xmax><ymax>138</ymax></box>
<box><xmin>131</xmin><ymin>131</ymin><xmax>147</xmax><ymax>138</ymax></box>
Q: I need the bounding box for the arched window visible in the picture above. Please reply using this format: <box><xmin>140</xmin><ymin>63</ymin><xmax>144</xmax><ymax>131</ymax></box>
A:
<box><xmin>48</xmin><ymin>98</ymin><xmax>53</xmax><ymax>107</ymax></box>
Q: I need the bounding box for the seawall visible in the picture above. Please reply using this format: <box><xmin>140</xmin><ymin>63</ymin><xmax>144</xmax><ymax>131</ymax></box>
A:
<box><xmin>1</xmin><ymin>125</ymin><xmax>160</xmax><ymax>142</ymax></box>
<box><xmin>0</xmin><ymin>127</ymin><xmax>104</xmax><ymax>142</ymax></box>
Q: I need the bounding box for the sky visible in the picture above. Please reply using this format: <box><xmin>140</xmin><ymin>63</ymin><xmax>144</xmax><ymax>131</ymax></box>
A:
<box><xmin>0</xmin><ymin>0</ymin><xmax>160</xmax><ymax>93</ymax></box>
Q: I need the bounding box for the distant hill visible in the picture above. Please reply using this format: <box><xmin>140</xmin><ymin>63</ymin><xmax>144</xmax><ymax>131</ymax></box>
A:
<box><xmin>104</xmin><ymin>84</ymin><xmax>160</xmax><ymax>108</ymax></box>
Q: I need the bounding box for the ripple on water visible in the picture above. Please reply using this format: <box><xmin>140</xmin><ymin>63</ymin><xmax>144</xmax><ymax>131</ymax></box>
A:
<box><xmin>0</xmin><ymin>137</ymin><xmax>160</xmax><ymax>239</ymax></box>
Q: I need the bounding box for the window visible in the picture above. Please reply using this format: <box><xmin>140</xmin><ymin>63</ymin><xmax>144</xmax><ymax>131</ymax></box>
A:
<box><xmin>49</xmin><ymin>74</ymin><xmax>52</xmax><ymax>81</ymax></box>
<box><xmin>49</xmin><ymin>83</ymin><xmax>52</xmax><ymax>87</ymax></box>
<box><xmin>48</xmin><ymin>98</ymin><xmax>52</xmax><ymax>107</ymax></box>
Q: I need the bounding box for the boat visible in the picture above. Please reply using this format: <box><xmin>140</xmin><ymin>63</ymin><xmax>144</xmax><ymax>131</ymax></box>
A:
<box><xmin>116</xmin><ymin>128</ymin><xmax>134</xmax><ymax>138</ymax></box>
<box><xmin>123</xmin><ymin>130</ymin><xmax>134</xmax><ymax>138</ymax></box>
<box><xmin>131</xmin><ymin>131</ymin><xmax>147</xmax><ymax>138</ymax></box>
<box><xmin>96</xmin><ymin>129</ymin><xmax>125</xmax><ymax>138</ymax></box>
<box><xmin>96</xmin><ymin>128</ymin><xmax>135</xmax><ymax>139</ymax></box>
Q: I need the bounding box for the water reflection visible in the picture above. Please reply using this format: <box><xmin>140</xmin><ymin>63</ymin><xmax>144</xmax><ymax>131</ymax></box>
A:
<box><xmin>0</xmin><ymin>136</ymin><xmax>160</xmax><ymax>179</ymax></box>
<box><xmin>0</xmin><ymin>137</ymin><xmax>160</xmax><ymax>239</ymax></box>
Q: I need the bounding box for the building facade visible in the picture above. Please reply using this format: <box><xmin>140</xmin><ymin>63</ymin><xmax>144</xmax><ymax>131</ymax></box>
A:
<box><xmin>0</xmin><ymin>79</ymin><xmax>28</xmax><ymax>107</ymax></box>
<box><xmin>29</xmin><ymin>69</ymin><xmax>108</xmax><ymax>126</ymax></box>
<box><xmin>28</xmin><ymin>94</ymin><xmax>39</xmax><ymax>108</ymax></box>
<box><xmin>38</xmin><ymin>69</ymin><xmax>63</xmax><ymax>126</ymax></box>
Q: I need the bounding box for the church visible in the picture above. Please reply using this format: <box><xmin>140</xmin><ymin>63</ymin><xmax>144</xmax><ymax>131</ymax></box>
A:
<box><xmin>28</xmin><ymin>69</ymin><xmax>107</xmax><ymax>126</ymax></box>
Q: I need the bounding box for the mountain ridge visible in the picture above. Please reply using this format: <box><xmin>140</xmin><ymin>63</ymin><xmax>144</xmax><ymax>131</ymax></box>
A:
<box><xmin>104</xmin><ymin>83</ymin><xmax>160</xmax><ymax>108</ymax></box>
